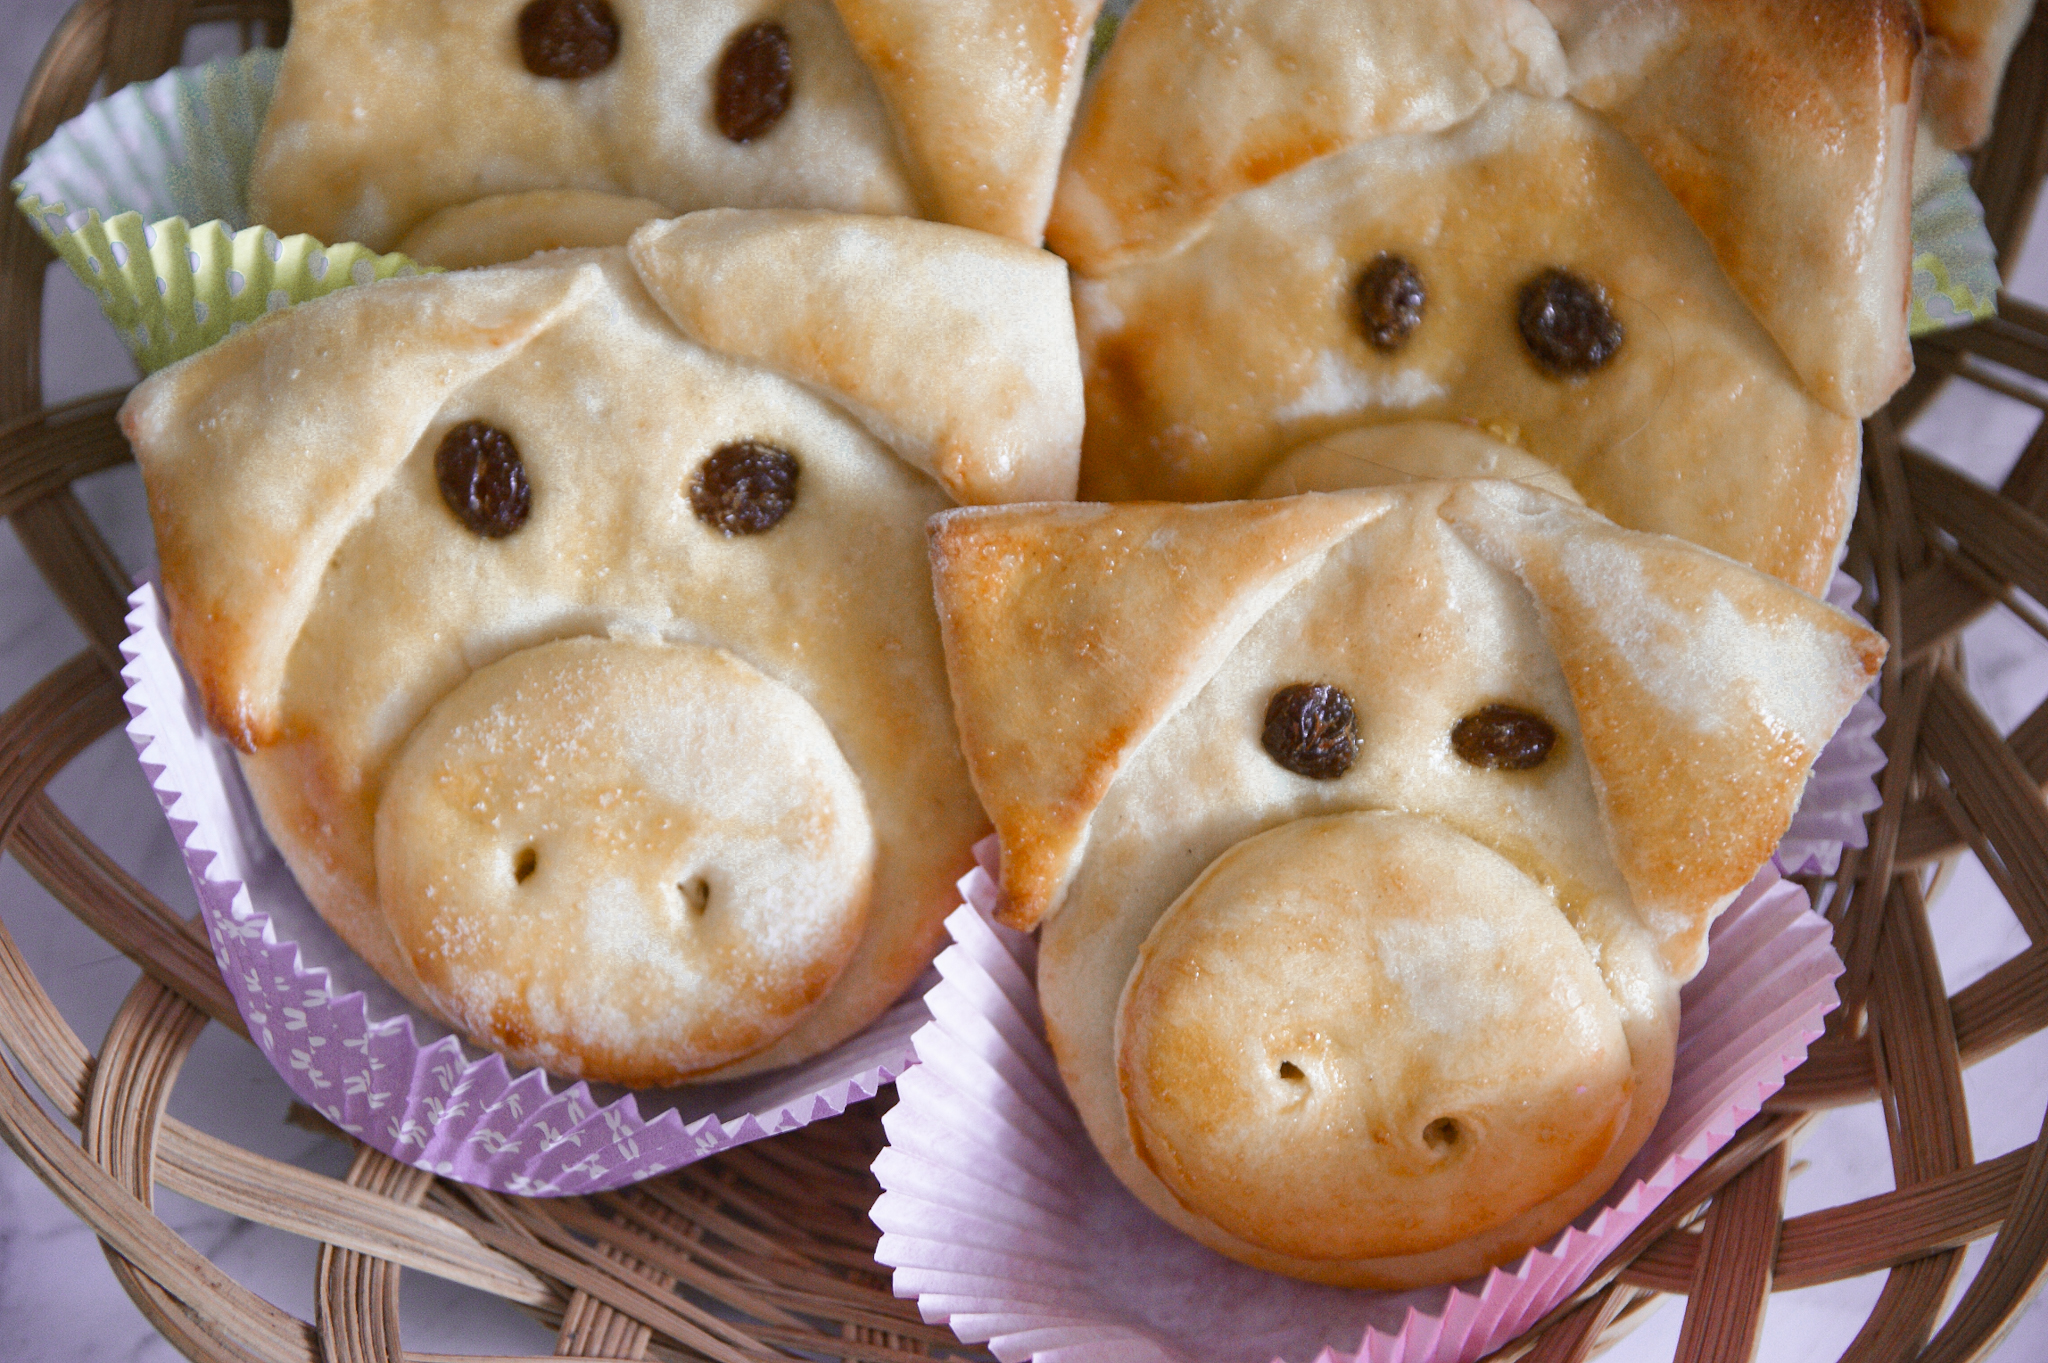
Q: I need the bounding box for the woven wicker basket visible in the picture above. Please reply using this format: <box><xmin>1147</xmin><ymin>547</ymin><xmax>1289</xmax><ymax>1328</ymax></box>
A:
<box><xmin>5</xmin><ymin>3</ymin><xmax>2048</xmax><ymax>1360</ymax></box>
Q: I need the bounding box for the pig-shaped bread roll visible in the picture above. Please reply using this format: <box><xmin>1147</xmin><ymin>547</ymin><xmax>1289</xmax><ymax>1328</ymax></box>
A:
<box><xmin>929</xmin><ymin>474</ymin><xmax>1883</xmax><ymax>1287</ymax></box>
<box><xmin>120</xmin><ymin>210</ymin><xmax>1083</xmax><ymax>1087</ymax></box>
<box><xmin>1055</xmin><ymin>0</ymin><xmax>1921</xmax><ymax>594</ymax></box>
<box><xmin>251</xmin><ymin>0</ymin><xmax>1104</xmax><ymax>258</ymax></box>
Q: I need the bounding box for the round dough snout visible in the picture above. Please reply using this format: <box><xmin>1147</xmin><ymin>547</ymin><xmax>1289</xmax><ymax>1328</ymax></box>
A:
<box><xmin>1115</xmin><ymin>811</ymin><xmax>1635</xmax><ymax>1263</ymax></box>
<box><xmin>373</xmin><ymin>635</ymin><xmax>877</xmax><ymax>1087</ymax></box>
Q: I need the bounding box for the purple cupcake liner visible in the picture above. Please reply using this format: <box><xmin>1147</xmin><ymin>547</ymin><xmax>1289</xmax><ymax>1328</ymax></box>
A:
<box><xmin>873</xmin><ymin>841</ymin><xmax>1846</xmax><ymax>1363</ymax></box>
<box><xmin>121</xmin><ymin>581</ymin><xmax>927</xmax><ymax>1194</ymax></box>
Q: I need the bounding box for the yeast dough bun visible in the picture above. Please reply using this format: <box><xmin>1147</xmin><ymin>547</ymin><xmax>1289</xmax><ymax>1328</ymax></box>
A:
<box><xmin>251</xmin><ymin>0</ymin><xmax>1103</xmax><ymax>255</ymax></box>
<box><xmin>121</xmin><ymin>211</ymin><xmax>1084</xmax><ymax>1086</ymax></box>
<box><xmin>929</xmin><ymin>473</ymin><xmax>1883</xmax><ymax>1286</ymax></box>
<box><xmin>1053</xmin><ymin>0</ymin><xmax>1919</xmax><ymax>594</ymax></box>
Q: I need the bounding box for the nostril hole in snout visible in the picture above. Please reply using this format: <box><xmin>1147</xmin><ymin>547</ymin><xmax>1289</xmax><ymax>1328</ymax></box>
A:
<box><xmin>1423</xmin><ymin>1117</ymin><xmax>1462</xmax><ymax>1153</ymax></box>
<box><xmin>1277</xmin><ymin>1061</ymin><xmax>1307</xmax><ymax>1084</ymax></box>
<box><xmin>513</xmin><ymin>846</ymin><xmax>538</xmax><ymax>884</ymax></box>
<box><xmin>679</xmin><ymin>876</ymin><xmax>711</xmax><ymax>916</ymax></box>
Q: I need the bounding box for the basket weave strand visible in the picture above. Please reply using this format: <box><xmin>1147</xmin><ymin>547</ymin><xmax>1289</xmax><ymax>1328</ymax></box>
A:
<box><xmin>3</xmin><ymin>2</ymin><xmax>2048</xmax><ymax>1362</ymax></box>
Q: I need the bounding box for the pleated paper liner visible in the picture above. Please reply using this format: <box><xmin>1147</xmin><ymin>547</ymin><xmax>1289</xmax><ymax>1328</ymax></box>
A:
<box><xmin>120</xmin><ymin>581</ymin><xmax>927</xmax><ymax>1195</ymax></box>
<box><xmin>1774</xmin><ymin>572</ymin><xmax>1888</xmax><ymax>877</ymax></box>
<box><xmin>875</xmin><ymin>865</ymin><xmax>1843</xmax><ymax>1363</ymax></box>
<box><xmin>12</xmin><ymin>49</ymin><xmax>424</xmax><ymax>375</ymax></box>
<box><xmin>7</xmin><ymin>45</ymin><xmax>2006</xmax><ymax>383</ymax></box>
<box><xmin>871</xmin><ymin>629</ymin><xmax>1885</xmax><ymax>1363</ymax></box>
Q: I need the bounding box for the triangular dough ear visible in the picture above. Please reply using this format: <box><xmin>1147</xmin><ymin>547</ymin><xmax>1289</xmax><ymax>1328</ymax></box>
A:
<box><xmin>629</xmin><ymin>210</ymin><xmax>1082</xmax><ymax>506</ymax></box>
<box><xmin>120</xmin><ymin>264</ymin><xmax>600</xmax><ymax>750</ymax></box>
<box><xmin>1441</xmin><ymin>481</ymin><xmax>1885</xmax><ymax>975</ymax></box>
<box><xmin>831</xmin><ymin>0</ymin><xmax>1105</xmax><ymax>245</ymax></box>
<box><xmin>1555</xmin><ymin>0</ymin><xmax>1919</xmax><ymax>416</ymax></box>
<box><xmin>1047</xmin><ymin>0</ymin><xmax>1568</xmax><ymax>274</ymax></box>
<box><xmin>930</xmin><ymin>496</ymin><xmax>1384</xmax><ymax>927</ymax></box>
<box><xmin>1919</xmin><ymin>0</ymin><xmax>2033</xmax><ymax>150</ymax></box>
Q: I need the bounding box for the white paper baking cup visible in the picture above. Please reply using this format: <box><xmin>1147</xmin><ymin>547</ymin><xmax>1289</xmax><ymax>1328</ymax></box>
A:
<box><xmin>121</xmin><ymin>582</ymin><xmax>927</xmax><ymax>1194</ymax></box>
<box><xmin>873</xmin><ymin>677</ymin><xmax>1879</xmax><ymax>1363</ymax></box>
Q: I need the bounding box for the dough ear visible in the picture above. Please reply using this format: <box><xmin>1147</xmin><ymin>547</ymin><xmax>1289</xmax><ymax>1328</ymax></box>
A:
<box><xmin>1560</xmin><ymin>0</ymin><xmax>1920</xmax><ymax>416</ymax></box>
<box><xmin>120</xmin><ymin>264</ymin><xmax>600</xmax><ymax>750</ymax></box>
<box><xmin>629</xmin><ymin>210</ymin><xmax>1082</xmax><ymax>505</ymax></box>
<box><xmin>928</xmin><ymin>496</ymin><xmax>1382</xmax><ymax>927</ymax></box>
<box><xmin>1441</xmin><ymin>480</ymin><xmax>1886</xmax><ymax>975</ymax></box>
<box><xmin>1919</xmin><ymin>0</ymin><xmax>2033</xmax><ymax>150</ymax></box>
<box><xmin>1047</xmin><ymin>0</ymin><xmax>1567</xmax><ymax>274</ymax></box>
<box><xmin>830</xmin><ymin>0</ymin><xmax>1104</xmax><ymax>245</ymax></box>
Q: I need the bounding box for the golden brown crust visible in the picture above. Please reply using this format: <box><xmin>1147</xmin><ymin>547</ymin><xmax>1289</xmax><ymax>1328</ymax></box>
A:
<box><xmin>1117</xmin><ymin>813</ymin><xmax>1636</xmax><ymax>1264</ymax></box>
<box><xmin>251</xmin><ymin>0</ymin><xmax>1101</xmax><ymax>253</ymax></box>
<box><xmin>830</xmin><ymin>0</ymin><xmax>1104</xmax><ymax>243</ymax></box>
<box><xmin>1046</xmin><ymin>0</ymin><xmax>1565</xmax><ymax>275</ymax></box>
<box><xmin>396</xmin><ymin>190</ymin><xmax>669</xmax><ymax>270</ymax></box>
<box><xmin>1569</xmin><ymin>0</ymin><xmax>1920</xmax><ymax>416</ymax></box>
<box><xmin>949</xmin><ymin>482</ymin><xmax>1883</xmax><ymax>1284</ymax></box>
<box><xmin>1441</xmin><ymin>481</ymin><xmax>1888</xmax><ymax>975</ymax></box>
<box><xmin>1052</xmin><ymin>0</ymin><xmax>1917</xmax><ymax>417</ymax></box>
<box><xmin>928</xmin><ymin>496</ymin><xmax>1379</xmax><ymax>927</ymax></box>
<box><xmin>1070</xmin><ymin>93</ymin><xmax>1860</xmax><ymax>595</ymax></box>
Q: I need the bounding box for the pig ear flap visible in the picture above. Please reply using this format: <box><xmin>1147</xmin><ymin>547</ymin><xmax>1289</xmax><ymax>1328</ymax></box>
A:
<box><xmin>628</xmin><ymin>210</ymin><xmax>1083</xmax><ymax>506</ymax></box>
<box><xmin>1441</xmin><ymin>481</ymin><xmax>1886</xmax><ymax>976</ymax></box>
<box><xmin>830</xmin><ymin>0</ymin><xmax>1105</xmax><ymax>246</ymax></box>
<box><xmin>929</xmin><ymin>495</ymin><xmax>1386</xmax><ymax>929</ymax></box>
<box><xmin>120</xmin><ymin>260</ymin><xmax>602</xmax><ymax>751</ymax></box>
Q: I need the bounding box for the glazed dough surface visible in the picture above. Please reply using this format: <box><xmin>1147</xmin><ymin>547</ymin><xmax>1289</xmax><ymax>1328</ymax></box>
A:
<box><xmin>930</xmin><ymin>477</ymin><xmax>1884</xmax><ymax>1284</ymax></box>
<box><xmin>123</xmin><ymin>216</ymin><xmax>1085</xmax><ymax>1083</ymax></box>
<box><xmin>1071</xmin><ymin>94</ymin><xmax>1859</xmax><ymax>595</ymax></box>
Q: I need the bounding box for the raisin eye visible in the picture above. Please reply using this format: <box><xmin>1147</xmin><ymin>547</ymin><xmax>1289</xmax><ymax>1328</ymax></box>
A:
<box><xmin>1517</xmin><ymin>267</ymin><xmax>1623</xmax><ymax>376</ymax></box>
<box><xmin>435</xmin><ymin>421</ymin><xmax>532</xmax><ymax>538</ymax></box>
<box><xmin>689</xmin><ymin>441</ymin><xmax>799</xmax><ymax>535</ymax></box>
<box><xmin>1451</xmin><ymin>704</ymin><xmax>1557</xmax><ymax>770</ymax></box>
<box><xmin>1354</xmin><ymin>253</ymin><xmax>1426</xmax><ymax>351</ymax></box>
<box><xmin>715</xmin><ymin>22</ymin><xmax>795</xmax><ymax>142</ymax></box>
<box><xmin>517</xmin><ymin>0</ymin><xmax>621</xmax><ymax>79</ymax></box>
<box><xmin>1261</xmin><ymin>683</ymin><xmax>1359</xmax><ymax>780</ymax></box>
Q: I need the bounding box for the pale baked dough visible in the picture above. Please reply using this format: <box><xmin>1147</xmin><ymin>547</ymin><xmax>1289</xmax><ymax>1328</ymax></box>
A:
<box><xmin>250</xmin><ymin>0</ymin><xmax>1102</xmax><ymax>254</ymax></box>
<box><xmin>376</xmin><ymin>637</ymin><xmax>876</xmax><ymax>1080</ymax></box>
<box><xmin>628</xmin><ymin>211</ymin><xmax>1083</xmax><ymax>506</ymax></box>
<box><xmin>1071</xmin><ymin>93</ymin><xmax>1860</xmax><ymax>595</ymax></box>
<box><xmin>121</xmin><ymin>211</ymin><xmax>1085</xmax><ymax>1085</ymax></box>
<box><xmin>929</xmin><ymin>474</ymin><xmax>1884</xmax><ymax>1285</ymax></box>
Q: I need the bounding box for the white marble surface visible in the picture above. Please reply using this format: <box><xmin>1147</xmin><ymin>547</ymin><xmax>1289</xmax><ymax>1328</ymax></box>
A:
<box><xmin>1</xmin><ymin>7</ymin><xmax>2045</xmax><ymax>1361</ymax></box>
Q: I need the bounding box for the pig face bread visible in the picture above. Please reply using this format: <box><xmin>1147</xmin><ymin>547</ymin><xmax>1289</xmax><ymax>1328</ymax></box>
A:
<box><xmin>250</xmin><ymin>0</ymin><xmax>1104</xmax><ymax>256</ymax></box>
<box><xmin>1053</xmin><ymin>0</ymin><xmax>1921</xmax><ymax>594</ymax></box>
<box><xmin>928</xmin><ymin>472</ymin><xmax>1884</xmax><ymax>1287</ymax></box>
<box><xmin>119</xmin><ymin>210</ymin><xmax>1084</xmax><ymax>1087</ymax></box>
